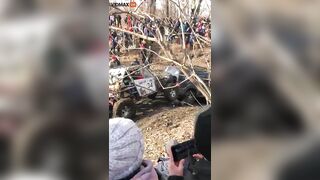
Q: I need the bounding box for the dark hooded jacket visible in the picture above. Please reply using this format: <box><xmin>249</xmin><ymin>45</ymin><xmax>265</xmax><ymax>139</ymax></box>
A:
<box><xmin>168</xmin><ymin>106</ymin><xmax>211</xmax><ymax>180</ymax></box>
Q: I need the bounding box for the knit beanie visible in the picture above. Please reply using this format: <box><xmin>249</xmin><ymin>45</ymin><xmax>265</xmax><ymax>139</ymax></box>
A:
<box><xmin>109</xmin><ymin>118</ymin><xmax>144</xmax><ymax>180</ymax></box>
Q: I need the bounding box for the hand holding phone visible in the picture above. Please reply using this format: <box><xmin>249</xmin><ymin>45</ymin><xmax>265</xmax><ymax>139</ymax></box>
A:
<box><xmin>168</xmin><ymin>142</ymin><xmax>185</xmax><ymax>177</ymax></box>
<box><xmin>171</xmin><ymin>139</ymin><xmax>199</xmax><ymax>162</ymax></box>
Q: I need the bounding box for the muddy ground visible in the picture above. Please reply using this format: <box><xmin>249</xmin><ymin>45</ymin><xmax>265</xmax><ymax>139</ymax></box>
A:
<box><xmin>134</xmin><ymin>97</ymin><xmax>203</xmax><ymax>164</ymax></box>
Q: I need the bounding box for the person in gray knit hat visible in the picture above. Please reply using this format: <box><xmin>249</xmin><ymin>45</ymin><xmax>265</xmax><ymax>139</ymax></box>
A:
<box><xmin>109</xmin><ymin>118</ymin><xmax>161</xmax><ymax>180</ymax></box>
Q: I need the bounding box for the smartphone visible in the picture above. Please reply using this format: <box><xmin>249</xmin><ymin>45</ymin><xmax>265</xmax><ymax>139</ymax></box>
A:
<box><xmin>171</xmin><ymin>139</ymin><xmax>199</xmax><ymax>162</ymax></box>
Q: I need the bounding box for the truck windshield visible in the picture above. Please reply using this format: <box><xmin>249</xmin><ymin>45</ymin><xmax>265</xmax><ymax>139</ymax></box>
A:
<box><xmin>165</xmin><ymin>66</ymin><xmax>180</xmax><ymax>77</ymax></box>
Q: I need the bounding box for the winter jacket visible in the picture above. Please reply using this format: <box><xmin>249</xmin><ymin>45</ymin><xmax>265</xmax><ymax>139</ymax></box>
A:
<box><xmin>144</xmin><ymin>27</ymin><xmax>149</xmax><ymax>36</ymax></box>
<box><xmin>168</xmin><ymin>176</ymin><xmax>184</xmax><ymax>180</ymax></box>
<box><xmin>167</xmin><ymin>156</ymin><xmax>211</xmax><ymax>180</ymax></box>
<box><xmin>131</xmin><ymin>160</ymin><xmax>159</xmax><ymax>180</ymax></box>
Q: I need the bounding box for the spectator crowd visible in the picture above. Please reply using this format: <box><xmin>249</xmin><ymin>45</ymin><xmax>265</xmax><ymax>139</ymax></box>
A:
<box><xmin>109</xmin><ymin>13</ymin><xmax>211</xmax><ymax>66</ymax></box>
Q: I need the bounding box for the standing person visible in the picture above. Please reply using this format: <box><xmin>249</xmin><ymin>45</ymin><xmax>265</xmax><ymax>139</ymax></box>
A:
<box><xmin>117</xmin><ymin>15</ymin><xmax>122</xmax><ymax>27</ymax></box>
<box><xmin>140</xmin><ymin>40</ymin><xmax>148</xmax><ymax>64</ymax></box>
<box><xmin>189</xmin><ymin>33</ymin><xmax>194</xmax><ymax>50</ymax></box>
<box><xmin>110</xmin><ymin>31</ymin><xmax>116</xmax><ymax>54</ymax></box>
<box><xmin>111</xmin><ymin>31</ymin><xmax>120</xmax><ymax>54</ymax></box>
<box><xmin>174</xmin><ymin>21</ymin><xmax>181</xmax><ymax>43</ymax></box>
<box><xmin>127</xmin><ymin>14</ymin><xmax>132</xmax><ymax>29</ymax></box>
<box><xmin>110</xmin><ymin>15</ymin><xmax>115</xmax><ymax>26</ymax></box>
<box><xmin>200</xmin><ymin>23</ymin><xmax>206</xmax><ymax>36</ymax></box>
<box><xmin>114</xmin><ymin>15</ymin><xmax>118</xmax><ymax>27</ymax></box>
<box><xmin>174</xmin><ymin>20</ymin><xmax>180</xmax><ymax>33</ymax></box>
<box><xmin>109</xmin><ymin>118</ymin><xmax>164</xmax><ymax>180</ymax></box>
<box><xmin>109</xmin><ymin>34</ymin><xmax>113</xmax><ymax>52</ymax></box>
<box><xmin>165</xmin><ymin>25</ymin><xmax>171</xmax><ymax>42</ymax></box>
<box><xmin>160</xmin><ymin>24</ymin><xmax>165</xmax><ymax>38</ymax></box>
<box><xmin>124</xmin><ymin>31</ymin><xmax>130</xmax><ymax>49</ymax></box>
<box><xmin>150</xmin><ymin>24</ymin><xmax>156</xmax><ymax>38</ymax></box>
<box><xmin>129</xmin><ymin>26</ymin><xmax>134</xmax><ymax>47</ymax></box>
<box><xmin>109</xmin><ymin>55</ymin><xmax>121</xmax><ymax>68</ymax></box>
<box><xmin>138</xmin><ymin>21</ymin><xmax>144</xmax><ymax>33</ymax></box>
<box><xmin>196</xmin><ymin>18</ymin><xmax>202</xmax><ymax>34</ymax></box>
<box><xmin>144</xmin><ymin>25</ymin><xmax>149</xmax><ymax>37</ymax></box>
<box><xmin>184</xmin><ymin>22</ymin><xmax>191</xmax><ymax>48</ymax></box>
<box><xmin>205</xmin><ymin>24</ymin><xmax>211</xmax><ymax>39</ymax></box>
<box><xmin>132</xmin><ymin>16</ymin><xmax>136</xmax><ymax>28</ymax></box>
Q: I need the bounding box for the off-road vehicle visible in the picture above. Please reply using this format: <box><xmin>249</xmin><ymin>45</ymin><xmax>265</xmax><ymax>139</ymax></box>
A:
<box><xmin>109</xmin><ymin>64</ymin><xmax>178</xmax><ymax>119</ymax></box>
<box><xmin>163</xmin><ymin>66</ymin><xmax>210</xmax><ymax>104</ymax></box>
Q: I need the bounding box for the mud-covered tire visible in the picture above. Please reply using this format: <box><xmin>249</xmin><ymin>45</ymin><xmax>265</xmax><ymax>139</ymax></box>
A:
<box><xmin>148</xmin><ymin>92</ymin><xmax>158</xmax><ymax>99</ymax></box>
<box><xmin>164</xmin><ymin>83</ymin><xmax>178</xmax><ymax>102</ymax></box>
<box><xmin>183</xmin><ymin>89</ymin><xmax>196</xmax><ymax>104</ymax></box>
<box><xmin>109</xmin><ymin>103</ymin><xmax>113</xmax><ymax>118</ymax></box>
<box><xmin>113</xmin><ymin>98</ymin><xmax>136</xmax><ymax>119</ymax></box>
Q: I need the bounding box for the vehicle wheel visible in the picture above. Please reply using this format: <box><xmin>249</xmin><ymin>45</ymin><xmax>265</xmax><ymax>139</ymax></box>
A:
<box><xmin>148</xmin><ymin>92</ymin><xmax>157</xmax><ymax>99</ymax></box>
<box><xmin>164</xmin><ymin>83</ymin><xmax>178</xmax><ymax>102</ymax></box>
<box><xmin>183</xmin><ymin>89</ymin><xmax>196</xmax><ymax>104</ymax></box>
<box><xmin>109</xmin><ymin>104</ymin><xmax>113</xmax><ymax>118</ymax></box>
<box><xmin>113</xmin><ymin>98</ymin><xmax>136</xmax><ymax>119</ymax></box>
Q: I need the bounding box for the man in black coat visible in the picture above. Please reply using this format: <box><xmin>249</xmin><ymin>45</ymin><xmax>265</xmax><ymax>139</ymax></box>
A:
<box><xmin>167</xmin><ymin>106</ymin><xmax>211</xmax><ymax>180</ymax></box>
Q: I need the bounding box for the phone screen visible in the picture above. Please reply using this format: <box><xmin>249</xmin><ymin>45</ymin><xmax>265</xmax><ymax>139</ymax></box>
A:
<box><xmin>171</xmin><ymin>139</ymin><xmax>199</xmax><ymax>162</ymax></box>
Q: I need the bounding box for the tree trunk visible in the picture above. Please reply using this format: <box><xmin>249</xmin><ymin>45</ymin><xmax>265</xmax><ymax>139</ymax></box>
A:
<box><xmin>166</xmin><ymin>0</ymin><xmax>169</xmax><ymax>17</ymax></box>
<box><xmin>149</xmin><ymin>0</ymin><xmax>156</xmax><ymax>15</ymax></box>
<box><xmin>195</xmin><ymin>0</ymin><xmax>203</xmax><ymax>17</ymax></box>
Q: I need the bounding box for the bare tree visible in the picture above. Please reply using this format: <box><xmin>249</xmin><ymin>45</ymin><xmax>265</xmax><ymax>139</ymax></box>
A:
<box><xmin>109</xmin><ymin>2</ymin><xmax>211</xmax><ymax>104</ymax></box>
<box><xmin>149</xmin><ymin>0</ymin><xmax>156</xmax><ymax>14</ymax></box>
<box><xmin>166</xmin><ymin>0</ymin><xmax>169</xmax><ymax>17</ymax></box>
<box><xmin>194</xmin><ymin>0</ymin><xmax>203</xmax><ymax>17</ymax></box>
